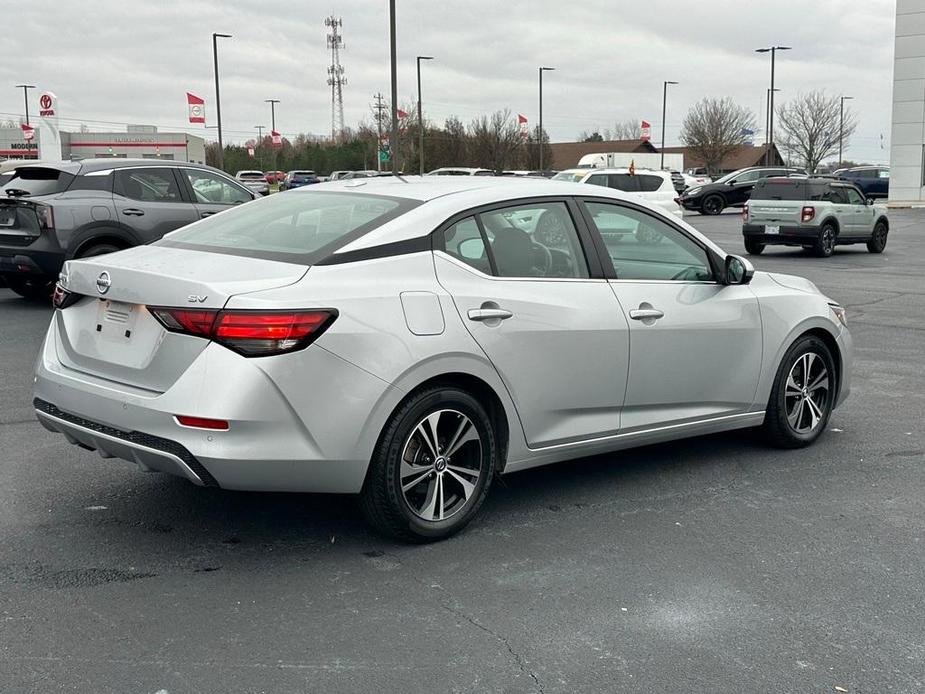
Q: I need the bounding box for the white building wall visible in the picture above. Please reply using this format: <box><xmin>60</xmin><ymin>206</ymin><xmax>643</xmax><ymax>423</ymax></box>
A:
<box><xmin>890</xmin><ymin>0</ymin><xmax>925</xmax><ymax>202</ymax></box>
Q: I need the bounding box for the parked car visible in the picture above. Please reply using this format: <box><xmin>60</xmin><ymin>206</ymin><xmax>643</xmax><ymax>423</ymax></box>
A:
<box><xmin>35</xmin><ymin>177</ymin><xmax>851</xmax><ymax>541</ymax></box>
<box><xmin>743</xmin><ymin>176</ymin><xmax>889</xmax><ymax>257</ymax></box>
<box><xmin>280</xmin><ymin>170</ymin><xmax>320</xmax><ymax>190</ymax></box>
<box><xmin>679</xmin><ymin>166</ymin><xmax>805</xmax><ymax>215</ymax></box>
<box><xmin>680</xmin><ymin>171</ymin><xmax>713</xmax><ymax>190</ymax></box>
<box><xmin>264</xmin><ymin>171</ymin><xmax>286</xmax><ymax>184</ymax></box>
<box><xmin>552</xmin><ymin>168</ymin><xmax>683</xmax><ymax>220</ymax></box>
<box><xmin>340</xmin><ymin>170</ymin><xmax>380</xmax><ymax>180</ymax></box>
<box><xmin>668</xmin><ymin>170</ymin><xmax>686</xmax><ymax>194</ymax></box>
<box><xmin>0</xmin><ymin>159</ymin><xmax>255</xmax><ymax>298</ymax></box>
<box><xmin>426</xmin><ymin>167</ymin><xmax>495</xmax><ymax>176</ymax></box>
<box><xmin>329</xmin><ymin>170</ymin><xmax>352</xmax><ymax>181</ymax></box>
<box><xmin>834</xmin><ymin>166</ymin><xmax>890</xmax><ymax>199</ymax></box>
<box><xmin>236</xmin><ymin>170</ymin><xmax>270</xmax><ymax>196</ymax></box>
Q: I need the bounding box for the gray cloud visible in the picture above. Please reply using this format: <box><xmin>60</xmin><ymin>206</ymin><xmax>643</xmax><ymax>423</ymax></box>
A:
<box><xmin>1</xmin><ymin>0</ymin><xmax>894</xmax><ymax>162</ymax></box>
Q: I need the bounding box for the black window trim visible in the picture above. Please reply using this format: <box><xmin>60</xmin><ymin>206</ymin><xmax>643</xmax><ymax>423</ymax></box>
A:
<box><xmin>576</xmin><ymin>196</ymin><xmax>723</xmax><ymax>282</ymax></box>
<box><xmin>113</xmin><ymin>166</ymin><xmax>192</xmax><ymax>204</ymax></box>
<box><xmin>429</xmin><ymin>195</ymin><xmax>606</xmax><ymax>280</ymax></box>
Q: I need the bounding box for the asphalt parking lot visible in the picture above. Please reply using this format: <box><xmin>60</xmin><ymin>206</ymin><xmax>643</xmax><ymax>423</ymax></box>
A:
<box><xmin>1</xmin><ymin>209</ymin><xmax>923</xmax><ymax>694</ymax></box>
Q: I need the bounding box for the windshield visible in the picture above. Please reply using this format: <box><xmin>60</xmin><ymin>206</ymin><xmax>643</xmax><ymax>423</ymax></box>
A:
<box><xmin>2</xmin><ymin>167</ymin><xmax>74</xmax><ymax>197</ymax></box>
<box><xmin>552</xmin><ymin>171</ymin><xmax>586</xmax><ymax>182</ymax></box>
<box><xmin>157</xmin><ymin>191</ymin><xmax>418</xmax><ymax>264</ymax></box>
<box><xmin>713</xmin><ymin>168</ymin><xmax>748</xmax><ymax>185</ymax></box>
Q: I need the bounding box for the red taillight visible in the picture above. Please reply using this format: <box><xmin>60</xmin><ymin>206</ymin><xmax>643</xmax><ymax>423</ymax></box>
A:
<box><xmin>801</xmin><ymin>206</ymin><xmax>815</xmax><ymax>223</ymax></box>
<box><xmin>175</xmin><ymin>415</ymin><xmax>229</xmax><ymax>430</ymax></box>
<box><xmin>150</xmin><ymin>308</ymin><xmax>337</xmax><ymax>357</ymax></box>
<box><xmin>742</xmin><ymin>202</ymin><xmax>748</xmax><ymax>222</ymax></box>
<box><xmin>35</xmin><ymin>203</ymin><xmax>54</xmax><ymax>231</ymax></box>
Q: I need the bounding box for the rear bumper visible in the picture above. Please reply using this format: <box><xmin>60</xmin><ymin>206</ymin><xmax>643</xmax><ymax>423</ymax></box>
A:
<box><xmin>33</xmin><ymin>317</ymin><xmax>396</xmax><ymax>493</ymax></box>
<box><xmin>743</xmin><ymin>223</ymin><xmax>818</xmax><ymax>243</ymax></box>
<box><xmin>0</xmin><ymin>247</ymin><xmax>64</xmax><ymax>278</ymax></box>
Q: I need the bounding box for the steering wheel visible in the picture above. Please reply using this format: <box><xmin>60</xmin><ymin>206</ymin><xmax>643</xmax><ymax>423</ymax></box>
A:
<box><xmin>670</xmin><ymin>266</ymin><xmax>702</xmax><ymax>281</ymax></box>
<box><xmin>531</xmin><ymin>241</ymin><xmax>553</xmax><ymax>276</ymax></box>
<box><xmin>534</xmin><ymin>209</ymin><xmax>570</xmax><ymax>247</ymax></box>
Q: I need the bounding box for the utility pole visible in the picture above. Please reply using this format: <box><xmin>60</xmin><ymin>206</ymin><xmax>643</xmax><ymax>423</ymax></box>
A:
<box><xmin>417</xmin><ymin>56</ymin><xmax>434</xmax><ymax>176</ymax></box>
<box><xmin>538</xmin><ymin>66</ymin><xmax>555</xmax><ymax>171</ymax></box>
<box><xmin>255</xmin><ymin>125</ymin><xmax>265</xmax><ymax>171</ymax></box>
<box><xmin>660</xmin><ymin>80</ymin><xmax>678</xmax><ymax>170</ymax></box>
<box><xmin>265</xmin><ymin>99</ymin><xmax>280</xmax><ymax>178</ymax></box>
<box><xmin>374</xmin><ymin>92</ymin><xmax>386</xmax><ymax>172</ymax></box>
<box><xmin>389</xmin><ymin>0</ymin><xmax>399</xmax><ymax>174</ymax></box>
<box><xmin>325</xmin><ymin>17</ymin><xmax>346</xmax><ymax>143</ymax></box>
<box><xmin>839</xmin><ymin>95</ymin><xmax>854</xmax><ymax>167</ymax></box>
<box><xmin>212</xmin><ymin>32</ymin><xmax>232</xmax><ymax>171</ymax></box>
<box><xmin>15</xmin><ymin>85</ymin><xmax>35</xmax><ymax>126</ymax></box>
<box><xmin>756</xmin><ymin>45</ymin><xmax>791</xmax><ymax>165</ymax></box>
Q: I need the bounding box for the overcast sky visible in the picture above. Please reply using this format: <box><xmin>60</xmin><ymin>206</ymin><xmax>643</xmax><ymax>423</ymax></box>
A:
<box><xmin>1</xmin><ymin>0</ymin><xmax>896</xmax><ymax>164</ymax></box>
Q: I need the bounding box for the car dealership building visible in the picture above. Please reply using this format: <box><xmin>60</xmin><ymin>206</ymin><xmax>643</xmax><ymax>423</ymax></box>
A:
<box><xmin>0</xmin><ymin>126</ymin><xmax>206</xmax><ymax>164</ymax></box>
<box><xmin>890</xmin><ymin>0</ymin><xmax>925</xmax><ymax>203</ymax></box>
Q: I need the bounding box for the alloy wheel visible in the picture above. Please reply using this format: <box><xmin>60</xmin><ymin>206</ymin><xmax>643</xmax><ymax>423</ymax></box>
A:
<box><xmin>785</xmin><ymin>352</ymin><xmax>830</xmax><ymax>434</ymax></box>
<box><xmin>821</xmin><ymin>227</ymin><xmax>835</xmax><ymax>255</ymax></box>
<box><xmin>399</xmin><ymin>409</ymin><xmax>483</xmax><ymax>522</ymax></box>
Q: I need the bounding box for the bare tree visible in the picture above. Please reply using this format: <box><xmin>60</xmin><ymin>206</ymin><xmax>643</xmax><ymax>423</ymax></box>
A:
<box><xmin>680</xmin><ymin>98</ymin><xmax>756</xmax><ymax>174</ymax></box>
<box><xmin>578</xmin><ymin>130</ymin><xmax>604</xmax><ymax>142</ymax></box>
<box><xmin>468</xmin><ymin>110</ymin><xmax>523</xmax><ymax>172</ymax></box>
<box><xmin>604</xmin><ymin>119</ymin><xmax>642</xmax><ymax>141</ymax></box>
<box><xmin>524</xmin><ymin>125</ymin><xmax>553</xmax><ymax>170</ymax></box>
<box><xmin>775</xmin><ymin>90</ymin><xmax>857</xmax><ymax>173</ymax></box>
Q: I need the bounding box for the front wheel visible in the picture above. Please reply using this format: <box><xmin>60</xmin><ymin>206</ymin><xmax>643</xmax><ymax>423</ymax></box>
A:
<box><xmin>744</xmin><ymin>238</ymin><xmax>765</xmax><ymax>255</ymax></box>
<box><xmin>701</xmin><ymin>194</ymin><xmax>724</xmax><ymax>215</ymax></box>
<box><xmin>762</xmin><ymin>335</ymin><xmax>836</xmax><ymax>448</ymax></box>
<box><xmin>866</xmin><ymin>220</ymin><xmax>888</xmax><ymax>253</ymax></box>
<box><xmin>360</xmin><ymin>387</ymin><xmax>497</xmax><ymax>542</ymax></box>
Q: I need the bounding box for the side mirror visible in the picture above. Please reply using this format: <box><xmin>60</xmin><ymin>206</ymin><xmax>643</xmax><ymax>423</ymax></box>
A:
<box><xmin>866</xmin><ymin>197</ymin><xmax>874</xmax><ymax>206</ymax></box>
<box><xmin>724</xmin><ymin>254</ymin><xmax>754</xmax><ymax>285</ymax></box>
<box><xmin>458</xmin><ymin>238</ymin><xmax>485</xmax><ymax>260</ymax></box>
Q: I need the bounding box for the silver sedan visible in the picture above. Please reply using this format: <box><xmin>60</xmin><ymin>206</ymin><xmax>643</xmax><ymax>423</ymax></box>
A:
<box><xmin>35</xmin><ymin>177</ymin><xmax>851</xmax><ymax>541</ymax></box>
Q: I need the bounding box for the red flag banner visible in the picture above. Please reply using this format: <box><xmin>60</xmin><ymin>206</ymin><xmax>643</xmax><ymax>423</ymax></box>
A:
<box><xmin>187</xmin><ymin>93</ymin><xmax>205</xmax><ymax>124</ymax></box>
<box><xmin>396</xmin><ymin>109</ymin><xmax>409</xmax><ymax>119</ymax></box>
<box><xmin>640</xmin><ymin>120</ymin><xmax>651</xmax><ymax>142</ymax></box>
<box><xmin>20</xmin><ymin>123</ymin><xmax>35</xmax><ymax>141</ymax></box>
<box><xmin>517</xmin><ymin>114</ymin><xmax>528</xmax><ymax>124</ymax></box>
<box><xmin>271</xmin><ymin>130</ymin><xmax>282</xmax><ymax>148</ymax></box>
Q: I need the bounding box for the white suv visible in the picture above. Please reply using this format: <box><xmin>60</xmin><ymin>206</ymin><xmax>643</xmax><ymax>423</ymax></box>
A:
<box><xmin>553</xmin><ymin>168</ymin><xmax>683</xmax><ymax>218</ymax></box>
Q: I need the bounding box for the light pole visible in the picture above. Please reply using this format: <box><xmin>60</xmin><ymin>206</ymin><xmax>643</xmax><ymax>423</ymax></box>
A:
<box><xmin>212</xmin><ymin>32</ymin><xmax>232</xmax><ymax>171</ymax></box>
<box><xmin>265</xmin><ymin>99</ymin><xmax>280</xmax><ymax>177</ymax></box>
<box><xmin>538</xmin><ymin>66</ymin><xmax>555</xmax><ymax>171</ymax></box>
<box><xmin>765</xmin><ymin>87</ymin><xmax>780</xmax><ymax>150</ymax></box>
<box><xmin>755</xmin><ymin>45</ymin><xmax>791</xmax><ymax>165</ymax></box>
<box><xmin>15</xmin><ymin>84</ymin><xmax>35</xmax><ymax>126</ymax></box>
<box><xmin>389</xmin><ymin>0</ymin><xmax>399</xmax><ymax>174</ymax></box>
<box><xmin>255</xmin><ymin>125</ymin><xmax>265</xmax><ymax>170</ymax></box>
<box><xmin>660</xmin><ymin>80</ymin><xmax>678</xmax><ymax>170</ymax></box>
<box><xmin>839</xmin><ymin>95</ymin><xmax>854</xmax><ymax>167</ymax></box>
<box><xmin>416</xmin><ymin>55</ymin><xmax>434</xmax><ymax>176</ymax></box>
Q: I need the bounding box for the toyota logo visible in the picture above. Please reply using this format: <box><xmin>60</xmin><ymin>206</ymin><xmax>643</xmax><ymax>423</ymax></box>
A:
<box><xmin>96</xmin><ymin>271</ymin><xmax>111</xmax><ymax>295</ymax></box>
<box><xmin>40</xmin><ymin>94</ymin><xmax>52</xmax><ymax>110</ymax></box>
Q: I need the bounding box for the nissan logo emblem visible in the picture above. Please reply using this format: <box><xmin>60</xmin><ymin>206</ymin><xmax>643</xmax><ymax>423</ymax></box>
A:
<box><xmin>96</xmin><ymin>271</ymin><xmax>111</xmax><ymax>295</ymax></box>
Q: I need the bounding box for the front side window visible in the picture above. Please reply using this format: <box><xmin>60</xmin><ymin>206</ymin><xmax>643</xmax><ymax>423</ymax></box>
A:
<box><xmin>476</xmin><ymin>202</ymin><xmax>589</xmax><ymax>278</ymax></box>
<box><xmin>116</xmin><ymin>168</ymin><xmax>183</xmax><ymax>202</ymax></box>
<box><xmin>825</xmin><ymin>187</ymin><xmax>850</xmax><ymax>204</ymax></box>
<box><xmin>732</xmin><ymin>170</ymin><xmax>761</xmax><ymax>184</ymax></box>
<box><xmin>185</xmin><ymin>169</ymin><xmax>252</xmax><ymax>205</ymax></box>
<box><xmin>844</xmin><ymin>187</ymin><xmax>865</xmax><ymax>205</ymax></box>
<box><xmin>584</xmin><ymin>201</ymin><xmax>713</xmax><ymax>282</ymax></box>
<box><xmin>158</xmin><ymin>191</ymin><xmax>413</xmax><ymax>263</ymax></box>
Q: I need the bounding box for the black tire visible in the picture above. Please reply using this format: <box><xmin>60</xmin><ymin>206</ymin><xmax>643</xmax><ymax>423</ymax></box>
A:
<box><xmin>701</xmin><ymin>194</ymin><xmax>724</xmax><ymax>215</ymax></box>
<box><xmin>762</xmin><ymin>335</ymin><xmax>836</xmax><ymax>449</ymax></box>
<box><xmin>5</xmin><ymin>277</ymin><xmax>54</xmax><ymax>300</ymax></box>
<box><xmin>360</xmin><ymin>386</ymin><xmax>497</xmax><ymax>542</ymax></box>
<box><xmin>866</xmin><ymin>220</ymin><xmax>888</xmax><ymax>253</ymax></box>
<box><xmin>77</xmin><ymin>243</ymin><xmax>122</xmax><ymax>259</ymax></box>
<box><xmin>744</xmin><ymin>238</ymin><xmax>765</xmax><ymax>255</ymax></box>
<box><xmin>812</xmin><ymin>223</ymin><xmax>837</xmax><ymax>258</ymax></box>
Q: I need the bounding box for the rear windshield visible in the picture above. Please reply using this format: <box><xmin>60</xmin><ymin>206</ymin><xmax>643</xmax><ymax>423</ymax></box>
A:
<box><xmin>1</xmin><ymin>167</ymin><xmax>74</xmax><ymax>197</ymax></box>
<box><xmin>752</xmin><ymin>180</ymin><xmax>827</xmax><ymax>201</ymax></box>
<box><xmin>156</xmin><ymin>191</ymin><xmax>418</xmax><ymax>264</ymax></box>
<box><xmin>237</xmin><ymin>172</ymin><xmax>265</xmax><ymax>180</ymax></box>
<box><xmin>552</xmin><ymin>171</ymin><xmax>585</xmax><ymax>182</ymax></box>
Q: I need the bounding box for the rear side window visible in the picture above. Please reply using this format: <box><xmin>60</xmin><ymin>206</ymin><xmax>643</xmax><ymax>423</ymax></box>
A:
<box><xmin>1</xmin><ymin>167</ymin><xmax>74</xmax><ymax>196</ymax></box>
<box><xmin>636</xmin><ymin>174</ymin><xmax>663</xmax><ymax>192</ymax></box>
<box><xmin>607</xmin><ymin>174</ymin><xmax>640</xmax><ymax>192</ymax></box>
<box><xmin>115</xmin><ymin>168</ymin><xmax>183</xmax><ymax>202</ymax></box>
<box><xmin>441</xmin><ymin>217</ymin><xmax>490</xmax><ymax>274</ymax></box>
<box><xmin>69</xmin><ymin>172</ymin><xmax>114</xmax><ymax>192</ymax></box>
<box><xmin>157</xmin><ymin>191</ymin><xmax>416</xmax><ymax>264</ymax></box>
<box><xmin>752</xmin><ymin>180</ymin><xmax>807</xmax><ymax>201</ymax></box>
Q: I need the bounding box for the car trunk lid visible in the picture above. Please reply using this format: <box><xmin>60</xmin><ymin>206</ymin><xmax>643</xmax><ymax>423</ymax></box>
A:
<box><xmin>748</xmin><ymin>199</ymin><xmax>804</xmax><ymax>224</ymax></box>
<box><xmin>54</xmin><ymin>246</ymin><xmax>308</xmax><ymax>392</ymax></box>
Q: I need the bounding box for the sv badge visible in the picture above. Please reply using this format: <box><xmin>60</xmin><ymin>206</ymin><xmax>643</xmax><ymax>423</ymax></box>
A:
<box><xmin>187</xmin><ymin>295</ymin><xmax>208</xmax><ymax>303</ymax></box>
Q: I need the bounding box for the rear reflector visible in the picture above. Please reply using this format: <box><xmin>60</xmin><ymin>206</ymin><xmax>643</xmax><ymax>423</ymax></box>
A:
<box><xmin>150</xmin><ymin>307</ymin><xmax>337</xmax><ymax>357</ymax></box>
<box><xmin>175</xmin><ymin>415</ymin><xmax>229</xmax><ymax>431</ymax></box>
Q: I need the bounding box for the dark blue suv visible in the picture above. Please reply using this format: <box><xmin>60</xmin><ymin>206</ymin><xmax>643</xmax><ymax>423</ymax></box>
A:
<box><xmin>835</xmin><ymin>166</ymin><xmax>889</xmax><ymax>199</ymax></box>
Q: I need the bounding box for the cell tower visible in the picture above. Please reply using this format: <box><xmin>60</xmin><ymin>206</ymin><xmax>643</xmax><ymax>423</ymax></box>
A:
<box><xmin>325</xmin><ymin>16</ymin><xmax>346</xmax><ymax>142</ymax></box>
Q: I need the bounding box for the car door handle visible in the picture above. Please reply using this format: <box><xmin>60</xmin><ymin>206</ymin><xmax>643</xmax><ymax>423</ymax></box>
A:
<box><xmin>467</xmin><ymin>308</ymin><xmax>513</xmax><ymax>322</ymax></box>
<box><xmin>121</xmin><ymin>208</ymin><xmax>145</xmax><ymax>216</ymax></box>
<box><xmin>629</xmin><ymin>308</ymin><xmax>664</xmax><ymax>321</ymax></box>
<box><xmin>200</xmin><ymin>211</ymin><xmax>218</xmax><ymax>218</ymax></box>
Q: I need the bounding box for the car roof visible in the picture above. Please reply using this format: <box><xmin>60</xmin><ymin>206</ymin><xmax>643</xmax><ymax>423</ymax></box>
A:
<box><xmin>8</xmin><ymin>158</ymin><xmax>218</xmax><ymax>176</ymax></box>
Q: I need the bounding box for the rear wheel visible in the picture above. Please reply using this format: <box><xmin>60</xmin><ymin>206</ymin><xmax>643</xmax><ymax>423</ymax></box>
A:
<box><xmin>866</xmin><ymin>220</ymin><xmax>888</xmax><ymax>253</ymax></box>
<box><xmin>360</xmin><ymin>386</ymin><xmax>497</xmax><ymax>542</ymax></box>
<box><xmin>5</xmin><ymin>277</ymin><xmax>53</xmax><ymax>300</ymax></box>
<box><xmin>812</xmin><ymin>223</ymin><xmax>837</xmax><ymax>258</ymax></box>
<box><xmin>744</xmin><ymin>238</ymin><xmax>765</xmax><ymax>255</ymax></box>
<box><xmin>762</xmin><ymin>335</ymin><xmax>836</xmax><ymax>448</ymax></box>
<box><xmin>701</xmin><ymin>194</ymin><xmax>724</xmax><ymax>215</ymax></box>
